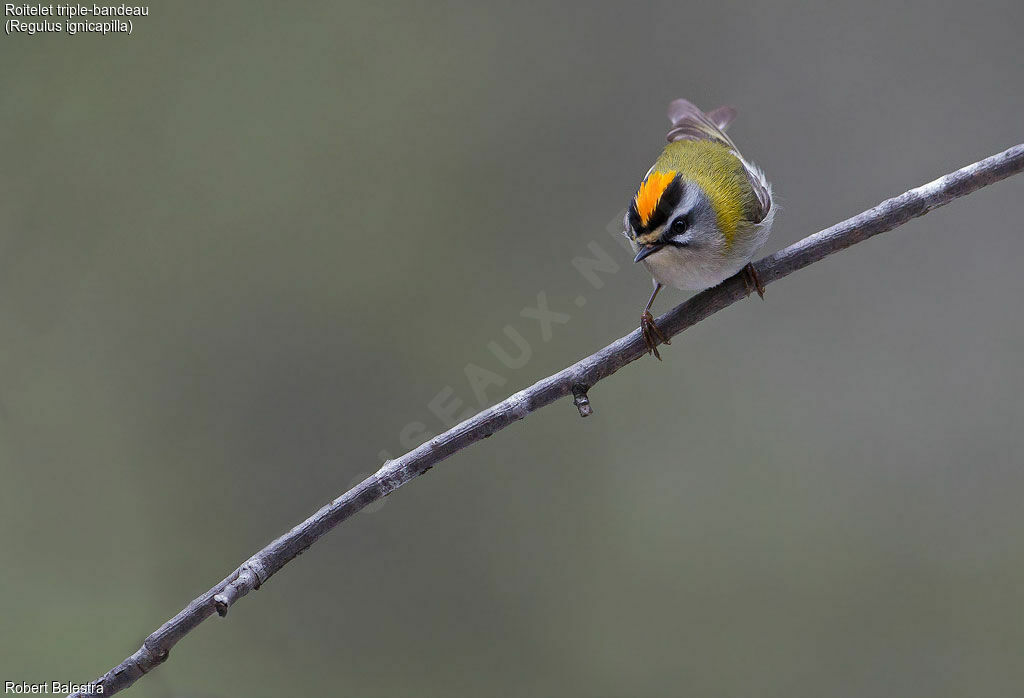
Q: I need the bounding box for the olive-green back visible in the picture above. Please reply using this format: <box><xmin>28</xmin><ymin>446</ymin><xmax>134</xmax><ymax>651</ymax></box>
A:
<box><xmin>651</xmin><ymin>140</ymin><xmax>759</xmax><ymax>243</ymax></box>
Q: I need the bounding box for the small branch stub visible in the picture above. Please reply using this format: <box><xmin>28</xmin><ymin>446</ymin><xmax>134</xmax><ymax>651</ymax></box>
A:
<box><xmin>572</xmin><ymin>384</ymin><xmax>593</xmax><ymax>417</ymax></box>
<box><xmin>214</xmin><ymin>560</ymin><xmax>267</xmax><ymax>617</ymax></box>
<box><xmin>213</xmin><ymin>594</ymin><xmax>232</xmax><ymax>617</ymax></box>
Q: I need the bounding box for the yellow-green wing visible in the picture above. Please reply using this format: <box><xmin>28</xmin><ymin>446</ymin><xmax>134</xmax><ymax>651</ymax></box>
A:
<box><xmin>665</xmin><ymin>98</ymin><xmax>772</xmax><ymax>224</ymax></box>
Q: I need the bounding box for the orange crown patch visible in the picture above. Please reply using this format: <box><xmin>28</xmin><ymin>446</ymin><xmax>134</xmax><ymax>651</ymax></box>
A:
<box><xmin>634</xmin><ymin>170</ymin><xmax>678</xmax><ymax>226</ymax></box>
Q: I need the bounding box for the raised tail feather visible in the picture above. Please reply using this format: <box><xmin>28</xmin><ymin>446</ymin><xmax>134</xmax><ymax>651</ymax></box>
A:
<box><xmin>666</xmin><ymin>98</ymin><xmax>738</xmax><ymax>146</ymax></box>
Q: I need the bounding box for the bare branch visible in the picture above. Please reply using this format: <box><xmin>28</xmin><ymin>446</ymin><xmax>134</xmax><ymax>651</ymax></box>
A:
<box><xmin>70</xmin><ymin>144</ymin><xmax>1024</xmax><ymax>697</ymax></box>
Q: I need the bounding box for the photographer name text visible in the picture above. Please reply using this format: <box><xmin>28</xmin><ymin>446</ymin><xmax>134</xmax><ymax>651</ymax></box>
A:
<box><xmin>5</xmin><ymin>681</ymin><xmax>103</xmax><ymax>694</ymax></box>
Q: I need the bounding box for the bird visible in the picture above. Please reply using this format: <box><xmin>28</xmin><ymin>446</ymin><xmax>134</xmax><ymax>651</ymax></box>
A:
<box><xmin>625</xmin><ymin>98</ymin><xmax>774</xmax><ymax>359</ymax></box>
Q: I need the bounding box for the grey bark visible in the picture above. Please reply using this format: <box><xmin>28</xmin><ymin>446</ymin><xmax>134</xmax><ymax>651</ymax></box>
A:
<box><xmin>69</xmin><ymin>143</ymin><xmax>1024</xmax><ymax>697</ymax></box>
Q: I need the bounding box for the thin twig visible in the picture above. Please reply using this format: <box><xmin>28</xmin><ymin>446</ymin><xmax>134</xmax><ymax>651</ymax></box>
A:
<box><xmin>70</xmin><ymin>144</ymin><xmax>1024</xmax><ymax>697</ymax></box>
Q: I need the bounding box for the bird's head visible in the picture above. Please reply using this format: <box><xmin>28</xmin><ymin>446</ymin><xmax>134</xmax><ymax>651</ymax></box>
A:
<box><xmin>626</xmin><ymin>169</ymin><xmax>727</xmax><ymax>263</ymax></box>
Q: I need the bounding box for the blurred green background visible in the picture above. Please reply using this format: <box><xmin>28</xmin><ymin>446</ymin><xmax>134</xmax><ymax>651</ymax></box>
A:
<box><xmin>2</xmin><ymin>1</ymin><xmax>1024</xmax><ymax>696</ymax></box>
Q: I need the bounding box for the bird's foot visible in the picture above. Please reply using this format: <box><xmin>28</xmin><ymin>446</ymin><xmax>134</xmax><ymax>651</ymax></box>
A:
<box><xmin>741</xmin><ymin>262</ymin><xmax>766</xmax><ymax>299</ymax></box>
<box><xmin>640</xmin><ymin>310</ymin><xmax>670</xmax><ymax>360</ymax></box>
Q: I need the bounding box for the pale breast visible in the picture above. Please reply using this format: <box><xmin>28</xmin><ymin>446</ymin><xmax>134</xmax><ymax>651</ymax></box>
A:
<box><xmin>640</xmin><ymin>244</ymin><xmax>748</xmax><ymax>291</ymax></box>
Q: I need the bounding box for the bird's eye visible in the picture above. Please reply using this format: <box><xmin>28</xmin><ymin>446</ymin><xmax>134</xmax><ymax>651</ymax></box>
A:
<box><xmin>671</xmin><ymin>217</ymin><xmax>687</xmax><ymax>234</ymax></box>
